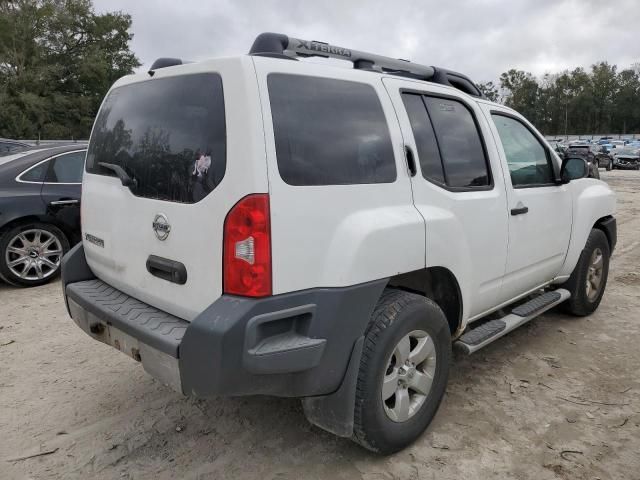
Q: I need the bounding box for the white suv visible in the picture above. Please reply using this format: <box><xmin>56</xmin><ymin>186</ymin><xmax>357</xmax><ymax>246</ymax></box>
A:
<box><xmin>62</xmin><ymin>33</ymin><xmax>616</xmax><ymax>454</ymax></box>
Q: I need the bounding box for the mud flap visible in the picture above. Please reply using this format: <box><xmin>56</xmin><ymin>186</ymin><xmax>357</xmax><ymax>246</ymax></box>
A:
<box><xmin>301</xmin><ymin>336</ymin><xmax>363</xmax><ymax>438</ymax></box>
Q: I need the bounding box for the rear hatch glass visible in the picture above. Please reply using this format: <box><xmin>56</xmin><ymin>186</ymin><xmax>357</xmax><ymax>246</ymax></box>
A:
<box><xmin>86</xmin><ymin>73</ymin><xmax>226</xmax><ymax>203</ymax></box>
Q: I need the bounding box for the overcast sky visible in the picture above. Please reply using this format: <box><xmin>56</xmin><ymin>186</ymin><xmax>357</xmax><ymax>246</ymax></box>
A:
<box><xmin>93</xmin><ymin>0</ymin><xmax>638</xmax><ymax>83</ymax></box>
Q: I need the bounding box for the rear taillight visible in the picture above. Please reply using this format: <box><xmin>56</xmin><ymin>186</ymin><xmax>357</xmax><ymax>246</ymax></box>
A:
<box><xmin>223</xmin><ymin>194</ymin><xmax>272</xmax><ymax>297</ymax></box>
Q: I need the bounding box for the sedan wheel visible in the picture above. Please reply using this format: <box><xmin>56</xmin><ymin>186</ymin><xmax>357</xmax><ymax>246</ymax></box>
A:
<box><xmin>0</xmin><ymin>223</ymin><xmax>69</xmax><ymax>287</ymax></box>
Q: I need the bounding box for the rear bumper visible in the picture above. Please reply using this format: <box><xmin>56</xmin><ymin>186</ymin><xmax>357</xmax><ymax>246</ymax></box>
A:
<box><xmin>62</xmin><ymin>243</ymin><xmax>386</xmax><ymax>398</ymax></box>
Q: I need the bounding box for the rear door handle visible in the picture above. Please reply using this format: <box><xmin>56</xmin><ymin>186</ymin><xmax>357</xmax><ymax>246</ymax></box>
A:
<box><xmin>404</xmin><ymin>145</ymin><xmax>417</xmax><ymax>177</ymax></box>
<box><xmin>146</xmin><ymin>255</ymin><xmax>187</xmax><ymax>285</ymax></box>
<box><xmin>510</xmin><ymin>204</ymin><xmax>529</xmax><ymax>216</ymax></box>
<box><xmin>50</xmin><ymin>199</ymin><xmax>79</xmax><ymax>205</ymax></box>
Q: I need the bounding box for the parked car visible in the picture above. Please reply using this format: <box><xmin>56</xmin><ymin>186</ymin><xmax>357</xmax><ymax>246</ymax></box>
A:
<box><xmin>0</xmin><ymin>138</ymin><xmax>30</xmax><ymax>155</ymax></box>
<box><xmin>590</xmin><ymin>145</ymin><xmax>614</xmax><ymax>170</ymax></box>
<box><xmin>564</xmin><ymin>145</ymin><xmax>602</xmax><ymax>177</ymax></box>
<box><xmin>61</xmin><ymin>33</ymin><xmax>616</xmax><ymax>454</ymax></box>
<box><xmin>612</xmin><ymin>146</ymin><xmax>640</xmax><ymax>170</ymax></box>
<box><xmin>0</xmin><ymin>145</ymin><xmax>86</xmax><ymax>286</ymax></box>
<box><xmin>610</xmin><ymin>140</ymin><xmax>627</xmax><ymax>150</ymax></box>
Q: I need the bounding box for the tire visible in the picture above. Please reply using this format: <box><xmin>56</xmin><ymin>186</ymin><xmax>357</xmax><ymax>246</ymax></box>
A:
<box><xmin>0</xmin><ymin>222</ymin><xmax>69</xmax><ymax>287</ymax></box>
<box><xmin>352</xmin><ymin>289</ymin><xmax>451</xmax><ymax>454</ymax></box>
<box><xmin>606</xmin><ymin>160</ymin><xmax>612</xmax><ymax>171</ymax></box>
<box><xmin>561</xmin><ymin>229</ymin><xmax>610</xmax><ymax>316</ymax></box>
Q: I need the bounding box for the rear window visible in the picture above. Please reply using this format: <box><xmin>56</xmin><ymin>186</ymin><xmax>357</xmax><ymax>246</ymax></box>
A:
<box><xmin>86</xmin><ymin>73</ymin><xmax>226</xmax><ymax>203</ymax></box>
<box><xmin>268</xmin><ymin>74</ymin><xmax>396</xmax><ymax>186</ymax></box>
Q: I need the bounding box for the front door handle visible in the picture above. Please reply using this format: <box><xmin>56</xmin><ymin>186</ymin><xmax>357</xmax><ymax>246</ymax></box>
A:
<box><xmin>510</xmin><ymin>203</ymin><xmax>529</xmax><ymax>216</ymax></box>
<box><xmin>50</xmin><ymin>199</ymin><xmax>79</xmax><ymax>205</ymax></box>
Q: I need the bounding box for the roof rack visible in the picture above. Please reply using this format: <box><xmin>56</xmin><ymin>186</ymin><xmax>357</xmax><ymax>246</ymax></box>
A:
<box><xmin>249</xmin><ymin>33</ymin><xmax>483</xmax><ymax>98</ymax></box>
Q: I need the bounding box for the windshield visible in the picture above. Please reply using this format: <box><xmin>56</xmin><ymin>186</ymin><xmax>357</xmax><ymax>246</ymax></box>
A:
<box><xmin>86</xmin><ymin>73</ymin><xmax>226</xmax><ymax>204</ymax></box>
<box><xmin>617</xmin><ymin>147</ymin><xmax>639</xmax><ymax>156</ymax></box>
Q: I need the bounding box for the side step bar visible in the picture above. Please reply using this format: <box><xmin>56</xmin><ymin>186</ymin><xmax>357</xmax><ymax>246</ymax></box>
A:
<box><xmin>455</xmin><ymin>289</ymin><xmax>571</xmax><ymax>354</ymax></box>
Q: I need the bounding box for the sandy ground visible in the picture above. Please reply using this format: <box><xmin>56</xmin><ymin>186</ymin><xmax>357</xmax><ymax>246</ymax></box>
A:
<box><xmin>1</xmin><ymin>170</ymin><xmax>639</xmax><ymax>480</ymax></box>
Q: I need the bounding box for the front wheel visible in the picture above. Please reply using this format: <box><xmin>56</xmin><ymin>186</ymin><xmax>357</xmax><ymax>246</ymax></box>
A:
<box><xmin>606</xmin><ymin>160</ymin><xmax>612</xmax><ymax>171</ymax></box>
<box><xmin>0</xmin><ymin>223</ymin><xmax>69</xmax><ymax>287</ymax></box>
<box><xmin>352</xmin><ymin>289</ymin><xmax>451</xmax><ymax>454</ymax></box>
<box><xmin>561</xmin><ymin>229</ymin><xmax>610</xmax><ymax>316</ymax></box>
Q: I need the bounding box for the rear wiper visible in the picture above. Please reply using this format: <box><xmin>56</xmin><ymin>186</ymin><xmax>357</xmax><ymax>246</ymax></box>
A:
<box><xmin>98</xmin><ymin>162</ymin><xmax>137</xmax><ymax>188</ymax></box>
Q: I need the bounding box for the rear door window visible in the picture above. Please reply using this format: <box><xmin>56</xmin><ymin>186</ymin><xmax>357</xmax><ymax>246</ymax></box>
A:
<box><xmin>401</xmin><ymin>93</ymin><xmax>445</xmax><ymax>184</ymax></box>
<box><xmin>86</xmin><ymin>73</ymin><xmax>226</xmax><ymax>203</ymax></box>
<box><xmin>423</xmin><ymin>97</ymin><xmax>490</xmax><ymax>188</ymax></box>
<box><xmin>268</xmin><ymin>74</ymin><xmax>396</xmax><ymax>186</ymax></box>
<box><xmin>401</xmin><ymin>93</ymin><xmax>491</xmax><ymax>189</ymax></box>
<box><xmin>46</xmin><ymin>151</ymin><xmax>86</xmax><ymax>183</ymax></box>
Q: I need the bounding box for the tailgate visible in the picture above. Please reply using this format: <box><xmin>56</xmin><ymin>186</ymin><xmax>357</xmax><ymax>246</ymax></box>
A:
<box><xmin>81</xmin><ymin>58</ymin><xmax>267</xmax><ymax>320</ymax></box>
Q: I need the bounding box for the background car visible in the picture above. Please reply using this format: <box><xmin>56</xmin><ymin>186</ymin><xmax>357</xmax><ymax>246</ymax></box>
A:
<box><xmin>564</xmin><ymin>144</ymin><xmax>601</xmax><ymax>178</ymax></box>
<box><xmin>591</xmin><ymin>145</ymin><xmax>614</xmax><ymax>170</ymax></box>
<box><xmin>0</xmin><ymin>138</ymin><xmax>30</xmax><ymax>155</ymax></box>
<box><xmin>612</xmin><ymin>146</ymin><xmax>640</xmax><ymax>170</ymax></box>
<box><xmin>0</xmin><ymin>145</ymin><xmax>86</xmax><ymax>286</ymax></box>
<box><xmin>610</xmin><ymin>140</ymin><xmax>628</xmax><ymax>149</ymax></box>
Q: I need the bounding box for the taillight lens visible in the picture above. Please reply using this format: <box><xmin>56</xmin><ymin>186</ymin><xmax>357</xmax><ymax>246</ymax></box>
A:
<box><xmin>223</xmin><ymin>194</ymin><xmax>272</xmax><ymax>297</ymax></box>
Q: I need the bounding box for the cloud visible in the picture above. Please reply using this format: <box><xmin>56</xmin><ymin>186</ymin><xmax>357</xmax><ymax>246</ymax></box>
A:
<box><xmin>93</xmin><ymin>0</ymin><xmax>639</xmax><ymax>82</ymax></box>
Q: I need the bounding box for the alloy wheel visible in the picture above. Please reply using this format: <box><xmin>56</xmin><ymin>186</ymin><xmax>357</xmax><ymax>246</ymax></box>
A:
<box><xmin>381</xmin><ymin>329</ymin><xmax>437</xmax><ymax>422</ymax></box>
<box><xmin>585</xmin><ymin>247</ymin><xmax>604</xmax><ymax>302</ymax></box>
<box><xmin>5</xmin><ymin>229</ymin><xmax>63</xmax><ymax>281</ymax></box>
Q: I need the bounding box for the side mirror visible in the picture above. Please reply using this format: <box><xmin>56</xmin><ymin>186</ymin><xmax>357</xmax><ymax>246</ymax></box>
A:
<box><xmin>560</xmin><ymin>156</ymin><xmax>589</xmax><ymax>183</ymax></box>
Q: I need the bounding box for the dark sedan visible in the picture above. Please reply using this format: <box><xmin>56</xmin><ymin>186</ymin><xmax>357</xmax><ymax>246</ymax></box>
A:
<box><xmin>613</xmin><ymin>147</ymin><xmax>640</xmax><ymax>170</ymax></box>
<box><xmin>0</xmin><ymin>145</ymin><xmax>86</xmax><ymax>287</ymax></box>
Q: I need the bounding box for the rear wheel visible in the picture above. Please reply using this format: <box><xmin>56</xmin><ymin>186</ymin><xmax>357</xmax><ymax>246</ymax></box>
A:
<box><xmin>0</xmin><ymin>223</ymin><xmax>69</xmax><ymax>287</ymax></box>
<box><xmin>352</xmin><ymin>289</ymin><xmax>451</xmax><ymax>454</ymax></box>
<box><xmin>561</xmin><ymin>229</ymin><xmax>610</xmax><ymax>316</ymax></box>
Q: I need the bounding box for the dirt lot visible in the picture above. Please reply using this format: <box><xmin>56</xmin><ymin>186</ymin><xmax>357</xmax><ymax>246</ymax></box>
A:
<box><xmin>1</xmin><ymin>170</ymin><xmax>639</xmax><ymax>480</ymax></box>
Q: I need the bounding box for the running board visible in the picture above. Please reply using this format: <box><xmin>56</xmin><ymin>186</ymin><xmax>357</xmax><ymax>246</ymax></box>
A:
<box><xmin>455</xmin><ymin>289</ymin><xmax>571</xmax><ymax>354</ymax></box>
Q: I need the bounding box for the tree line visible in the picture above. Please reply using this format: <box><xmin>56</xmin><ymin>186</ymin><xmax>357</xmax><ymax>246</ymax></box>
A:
<box><xmin>0</xmin><ymin>0</ymin><xmax>139</xmax><ymax>140</ymax></box>
<box><xmin>478</xmin><ymin>62</ymin><xmax>640</xmax><ymax>136</ymax></box>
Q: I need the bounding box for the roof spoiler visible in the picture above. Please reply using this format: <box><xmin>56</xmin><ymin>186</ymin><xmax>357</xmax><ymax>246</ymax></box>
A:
<box><xmin>249</xmin><ymin>32</ymin><xmax>484</xmax><ymax>98</ymax></box>
<box><xmin>148</xmin><ymin>58</ymin><xmax>184</xmax><ymax>76</ymax></box>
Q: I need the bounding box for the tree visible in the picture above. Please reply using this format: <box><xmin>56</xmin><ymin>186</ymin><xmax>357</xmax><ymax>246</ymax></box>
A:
<box><xmin>477</xmin><ymin>81</ymin><xmax>499</xmax><ymax>102</ymax></box>
<box><xmin>0</xmin><ymin>0</ymin><xmax>140</xmax><ymax>139</ymax></box>
<box><xmin>499</xmin><ymin>69</ymin><xmax>540</xmax><ymax>125</ymax></box>
<box><xmin>494</xmin><ymin>63</ymin><xmax>640</xmax><ymax>136</ymax></box>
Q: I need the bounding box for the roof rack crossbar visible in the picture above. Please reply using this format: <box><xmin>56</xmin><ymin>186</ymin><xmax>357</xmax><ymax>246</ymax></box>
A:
<box><xmin>249</xmin><ymin>33</ymin><xmax>483</xmax><ymax>98</ymax></box>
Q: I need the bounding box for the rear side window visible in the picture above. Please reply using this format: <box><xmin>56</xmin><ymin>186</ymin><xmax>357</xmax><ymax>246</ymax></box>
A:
<box><xmin>19</xmin><ymin>160</ymin><xmax>49</xmax><ymax>182</ymax></box>
<box><xmin>401</xmin><ymin>94</ymin><xmax>445</xmax><ymax>184</ymax></box>
<box><xmin>491</xmin><ymin>114</ymin><xmax>554</xmax><ymax>187</ymax></box>
<box><xmin>423</xmin><ymin>97</ymin><xmax>490</xmax><ymax>188</ymax></box>
<box><xmin>86</xmin><ymin>73</ymin><xmax>226</xmax><ymax>203</ymax></box>
<box><xmin>46</xmin><ymin>151</ymin><xmax>85</xmax><ymax>183</ymax></box>
<box><xmin>268</xmin><ymin>74</ymin><xmax>396</xmax><ymax>186</ymax></box>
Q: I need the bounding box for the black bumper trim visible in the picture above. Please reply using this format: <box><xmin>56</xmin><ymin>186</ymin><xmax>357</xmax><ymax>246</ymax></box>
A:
<box><xmin>62</xmin><ymin>243</ymin><xmax>388</xmax><ymax>398</ymax></box>
<box><xmin>66</xmin><ymin>279</ymin><xmax>188</xmax><ymax>358</ymax></box>
<box><xmin>598</xmin><ymin>216</ymin><xmax>617</xmax><ymax>253</ymax></box>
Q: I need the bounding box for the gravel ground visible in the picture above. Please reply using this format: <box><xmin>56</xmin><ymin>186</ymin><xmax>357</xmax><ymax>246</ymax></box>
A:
<box><xmin>1</xmin><ymin>170</ymin><xmax>639</xmax><ymax>480</ymax></box>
